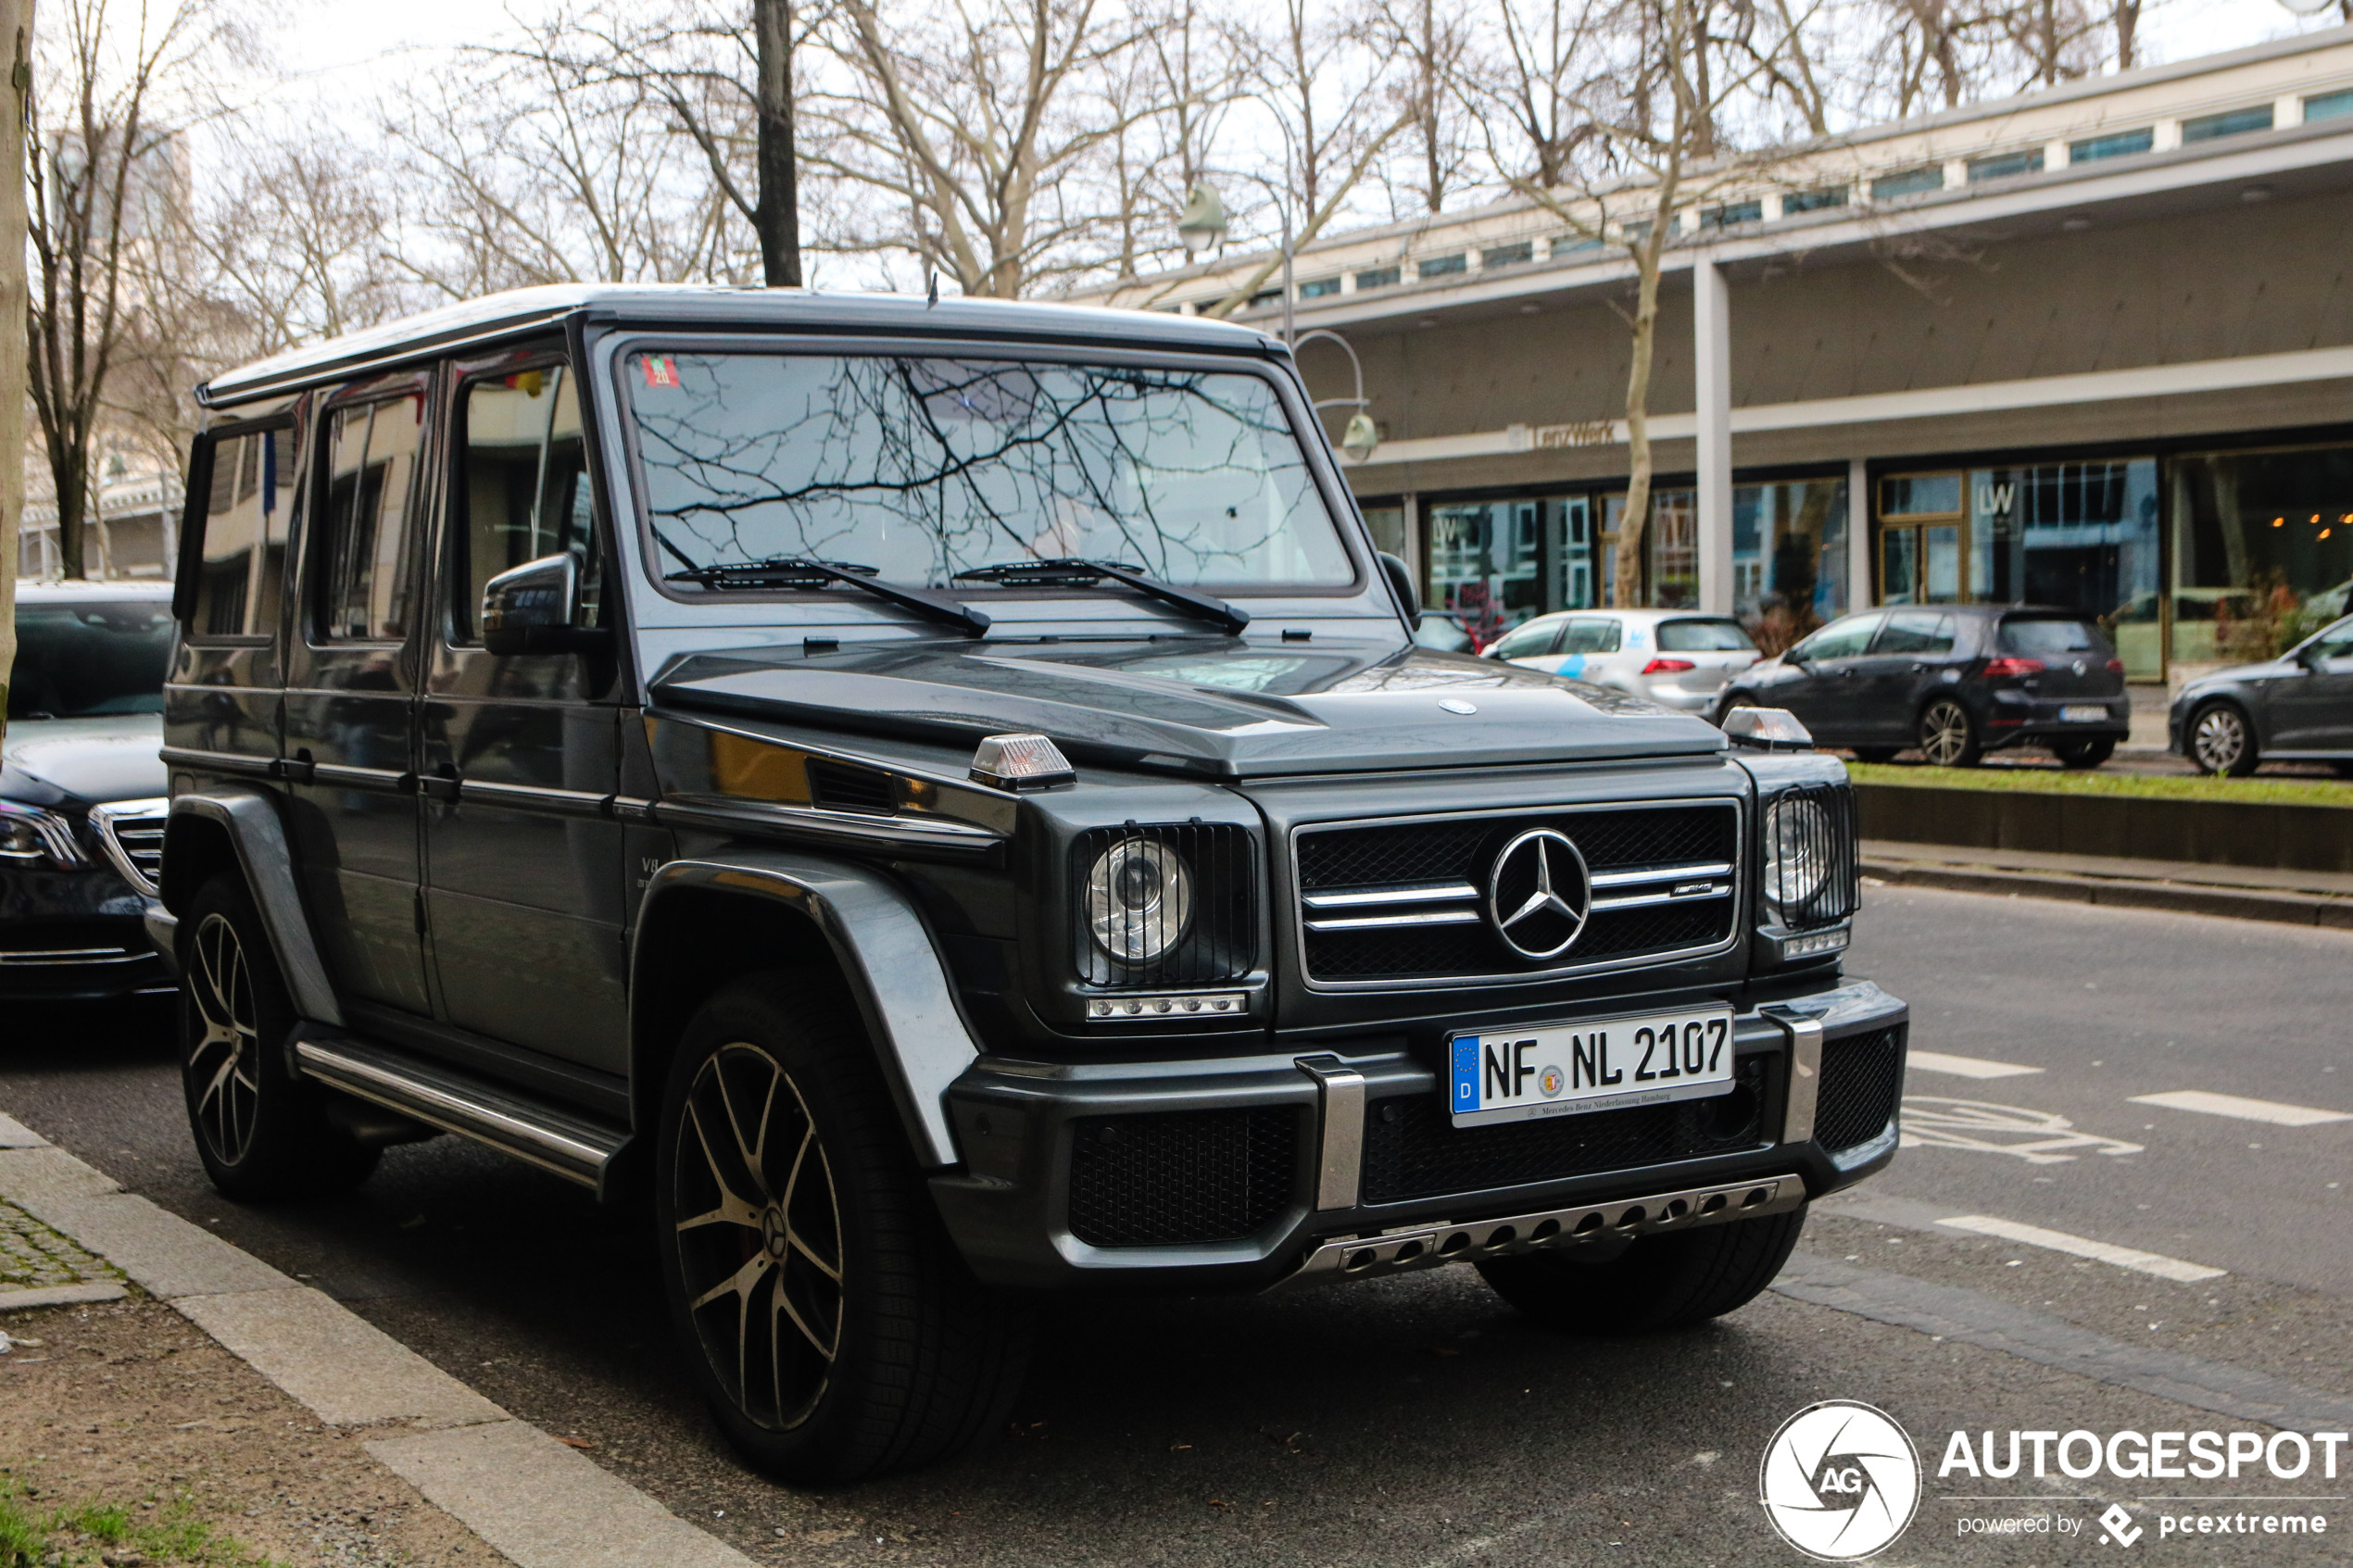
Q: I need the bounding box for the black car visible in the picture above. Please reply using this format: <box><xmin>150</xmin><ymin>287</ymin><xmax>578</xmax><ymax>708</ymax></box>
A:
<box><xmin>1717</xmin><ymin>606</ymin><xmax>2130</xmax><ymax>767</ymax></box>
<box><xmin>2169</xmin><ymin>614</ymin><xmax>2353</xmax><ymax>775</ymax></box>
<box><xmin>3</xmin><ymin>580</ymin><xmax>174</xmax><ymax>998</ymax></box>
<box><xmin>153</xmin><ymin>283</ymin><xmax>1906</xmax><ymax>1483</ymax></box>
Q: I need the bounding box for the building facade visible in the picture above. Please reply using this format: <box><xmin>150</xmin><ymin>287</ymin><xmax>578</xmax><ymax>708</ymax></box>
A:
<box><xmin>1077</xmin><ymin>27</ymin><xmax>2353</xmax><ymax>681</ymax></box>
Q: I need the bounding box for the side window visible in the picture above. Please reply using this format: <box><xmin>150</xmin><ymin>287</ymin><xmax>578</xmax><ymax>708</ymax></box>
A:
<box><xmin>1560</xmin><ymin>618</ymin><xmax>1622</xmax><ymax>654</ymax></box>
<box><xmin>188</xmin><ymin>427</ymin><xmax>295</xmax><ymax>639</ymax></box>
<box><xmin>1490</xmin><ymin>620</ymin><xmax>1561</xmax><ymax>659</ymax></box>
<box><xmin>1795</xmin><ymin>614</ymin><xmax>1881</xmax><ymax>661</ymax></box>
<box><xmin>317</xmin><ymin>395</ymin><xmax>426</xmax><ymax>641</ymax></box>
<box><xmin>452</xmin><ymin>364</ymin><xmax>598</xmax><ymax>644</ymax></box>
<box><xmin>1873</xmin><ymin>609</ymin><xmax>1957</xmax><ymax>657</ymax></box>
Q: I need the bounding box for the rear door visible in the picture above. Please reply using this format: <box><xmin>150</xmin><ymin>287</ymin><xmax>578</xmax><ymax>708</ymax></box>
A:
<box><xmin>417</xmin><ymin>350</ymin><xmax>629</xmax><ymax>1072</ymax></box>
<box><xmin>1551</xmin><ymin>616</ymin><xmax>1622</xmax><ymax>682</ymax></box>
<box><xmin>283</xmin><ymin>378</ymin><xmax>434</xmax><ymax>1015</ymax></box>
<box><xmin>1777</xmin><ymin>613</ymin><xmax>1882</xmax><ymax>740</ymax></box>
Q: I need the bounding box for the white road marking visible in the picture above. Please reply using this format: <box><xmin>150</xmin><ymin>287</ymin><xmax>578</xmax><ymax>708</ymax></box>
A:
<box><xmin>1935</xmin><ymin>1214</ymin><xmax>2227</xmax><ymax>1283</ymax></box>
<box><xmin>1900</xmin><ymin>1098</ymin><xmax>2144</xmax><ymax>1164</ymax></box>
<box><xmin>1907</xmin><ymin>1050</ymin><xmax>2045</xmax><ymax>1080</ymax></box>
<box><xmin>2127</xmin><ymin>1089</ymin><xmax>2352</xmax><ymax>1127</ymax></box>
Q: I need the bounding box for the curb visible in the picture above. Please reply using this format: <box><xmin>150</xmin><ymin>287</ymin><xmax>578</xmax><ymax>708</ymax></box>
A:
<box><xmin>1861</xmin><ymin>857</ymin><xmax>2353</xmax><ymax>927</ymax></box>
<box><xmin>0</xmin><ymin>1112</ymin><xmax>756</xmax><ymax>1568</ymax></box>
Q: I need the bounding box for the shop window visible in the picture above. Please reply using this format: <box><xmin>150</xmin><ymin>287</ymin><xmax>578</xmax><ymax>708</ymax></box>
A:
<box><xmin>1880</xmin><ymin>473</ymin><xmax>1961</xmax><ymax>516</ymax></box>
<box><xmin>1871</xmin><ymin>166</ymin><xmax>1943</xmax><ymax>200</ymax></box>
<box><xmin>1732</xmin><ymin>479</ymin><xmax>1847</xmax><ymax>652</ymax></box>
<box><xmin>1360</xmin><ymin>505</ymin><xmax>1406</xmax><ymax>561</ymax></box>
<box><xmin>1968</xmin><ymin>148</ymin><xmax>2044</xmax><ymax>182</ymax></box>
<box><xmin>1355</xmin><ymin>264</ymin><xmax>1401</xmax><ymax>290</ymax></box>
<box><xmin>1299</xmin><ymin>277</ymin><xmax>1340</xmax><ymax>298</ymax></box>
<box><xmin>2307</xmin><ymin>89</ymin><xmax>2353</xmax><ymax>122</ymax></box>
<box><xmin>1481</xmin><ymin>241</ymin><xmax>1534</xmax><ymax>268</ymax></box>
<box><xmin>1417</xmin><ymin>254</ymin><xmax>1466</xmax><ymax>280</ymax></box>
<box><xmin>1427</xmin><ymin>500</ymin><xmax>1542</xmax><ymax>645</ymax></box>
<box><xmin>2070</xmin><ymin>127</ymin><xmax>2153</xmax><ymax>162</ymax></box>
<box><xmin>2171</xmin><ymin>445</ymin><xmax>2353</xmax><ymax>670</ymax></box>
<box><xmin>1972</xmin><ymin>461</ymin><xmax>2159</xmax><ymax>676</ymax></box>
<box><xmin>2182</xmin><ymin>105</ymin><xmax>2272</xmax><ymax>143</ymax></box>
<box><xmin>1605</xmin><ymin>490</ymin><xmax>1698</xmax><ymax>608</ymax></box>
<box><xmin>1783</xmin><ymin>187</ymin><xmax>1847</xmax><ymax>213</ymax></box>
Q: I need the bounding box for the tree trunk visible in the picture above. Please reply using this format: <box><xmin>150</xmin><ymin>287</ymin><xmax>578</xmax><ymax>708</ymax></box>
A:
<box><xmin>0</xmin><ymin>1</ymin><xmax>29</xmax><ymax>728</ymax></box>
<box><xmin>1612</xmin><ymin>223</ymin><xmax>1667</xmax><ymax>609</ymax></box>
<box><xmin>753</xmin><ymin>0</ymin><xmax>800</xmax><ymax>287</ymax></box>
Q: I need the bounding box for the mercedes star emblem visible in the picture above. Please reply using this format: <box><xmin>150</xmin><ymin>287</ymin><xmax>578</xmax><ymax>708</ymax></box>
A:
<box><xmin>1439</xmin><ymin>696</ymin><xmax>1478</xmax><ymax>714</ymax></box>
<box><xmin>1486</xmin><ymin>827</ymin><xmax>1592</xmax><ymax>960</ymax></box>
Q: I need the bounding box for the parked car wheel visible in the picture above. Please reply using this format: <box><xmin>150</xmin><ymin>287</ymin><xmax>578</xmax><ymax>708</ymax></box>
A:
<box><xmin>1849</xmin><ymin>747</ymin><xmax>1900</xmax><ymax>763</ymax></box>
<box><xmin>2187</xmin><ymin>701</ymin><xmax>2258</xmax><ymax>776</ymax></box>
<box><xmin>656</xmin><ymin>972</ymin><xmax>1032</xmax><ymax>1484</ymax></box>
<box><xmin>1916</xmin><ymin>698</ymin><xmax>1982</xmax><ymax>767</ymax></box>
<box><xmin>180</xmin><ymin>874</ymin><xmax>380</xmax><ymax>1200</ymax></box>
<box><xmin>1476</xmin><ymin>1208</ymin><xmax>1806</xmax><ymax>1333</ymax></box>
<box><xmin>2050</xmin><ymin>736</ymin><xmax>2116</xmax><ymax>769</ymax></box>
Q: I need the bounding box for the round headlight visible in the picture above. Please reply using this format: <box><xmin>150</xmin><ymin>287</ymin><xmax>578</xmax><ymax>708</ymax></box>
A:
<box><xmin>1762</xmin><ymin>797</ymin><xmax>1831</xmax><ymax>912</ymax></box>
<box><xmin>1085</xmin><ymin>837</ymin><xmax>1193</xmax><ymax>962</ymax></box>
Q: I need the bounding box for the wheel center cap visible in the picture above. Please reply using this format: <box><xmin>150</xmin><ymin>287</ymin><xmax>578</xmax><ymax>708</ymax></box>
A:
<box><xmin>761</xmin><ymin>1207</ymin><xmax>789</xmax><ymax>1260</ymax></box>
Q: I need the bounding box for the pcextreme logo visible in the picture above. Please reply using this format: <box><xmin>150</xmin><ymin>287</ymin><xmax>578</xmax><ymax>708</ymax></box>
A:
<box><xmin>1759</xmin><ymin>1400</ymin><xmax>1924</xmax><ymax>1561</ymax></box>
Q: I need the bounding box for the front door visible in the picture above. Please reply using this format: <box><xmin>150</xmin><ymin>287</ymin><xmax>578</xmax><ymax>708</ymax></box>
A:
<box><xmin>283</xmin><ymin>381</ymin><xmax>434</xmax><ymax>1015</ymax></box>
<box><xmin>419</xmin><ymin>353</ymin><xmax>629</xmax><ymax>1073</ymax></box>
<box><xmin>2270</xmin><ymin>621</ymin><xmax>2353</xmax><ymax>753</ymax></box>
<box><xmin>1779</xmin><ymin>613</ymin><xmax>1883</xmax><ymax>743</ymax></box>
<box><xmin>1859</xmin><ymin>609</ymin><xmax>1960</xmax><ymax>744</ymax></box>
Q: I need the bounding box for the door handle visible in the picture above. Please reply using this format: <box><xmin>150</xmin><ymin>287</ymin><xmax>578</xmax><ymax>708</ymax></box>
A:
<box><xmin>421</xmin><ymin>764</ymin><xmax>461</xmax><ymax>803</ymax></box>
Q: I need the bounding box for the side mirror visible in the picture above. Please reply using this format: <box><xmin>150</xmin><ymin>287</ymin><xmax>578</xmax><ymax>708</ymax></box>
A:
<box><xmin>1377</xmin><ymin>551</ymin><xmax>1420</xmax><ymax>621</ymax></box>
<box><xmin>481</xmin><ymin>553</ymin><xmax>610</xmax><ymax>656</ymax></box>
<box><xmin>2296</xmin><ymin>644</ymin><xmax>2328</xmax><ymax>671</ymax></box>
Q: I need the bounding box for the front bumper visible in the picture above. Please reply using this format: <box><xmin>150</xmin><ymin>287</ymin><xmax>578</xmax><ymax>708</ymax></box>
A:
<box><xmin>0</xmin><ymin>865</ymin><xmax>174</xmax><ymax>1001</ymax></box>
<box><xmin>930</xmin><ymin>977</ymin><xmax>1906</xmax><ymax>1291</ymax></box>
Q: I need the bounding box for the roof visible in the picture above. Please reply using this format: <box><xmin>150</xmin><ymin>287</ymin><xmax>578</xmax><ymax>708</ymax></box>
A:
<box><xmin>200</xmin><ymin>283</ymin><xmax>1283</xmax><ymax>408</ymax></box>
<box><xmin>15</xmin><ymin>578</ymin><xmax>175</xmax><ymax>602</ymax></box>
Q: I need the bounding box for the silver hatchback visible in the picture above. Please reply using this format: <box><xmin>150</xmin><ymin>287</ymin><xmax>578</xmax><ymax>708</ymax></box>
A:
<box><xmin>1483</xmin><ymin>609</ymin><xmax>1761</xmax><ymax>711</ymax></box>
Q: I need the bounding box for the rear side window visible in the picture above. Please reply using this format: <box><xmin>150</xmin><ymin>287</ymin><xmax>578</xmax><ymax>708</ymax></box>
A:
<box><xmin>1559</xmin><ymin>618</ymin><xmax>1622</xmax><ymax>654</ymax></box>
<box><xmin>1488</xmin><ymin>620</ymin><xmax>1562</xmax><ymax>659</ymax></box>
<box><xmin>1656</xmin><ymin>618</ymin><xmax>1755</xmax><ymax>652</ymax></box>
<box><xmin>1874</xmin><ymin>610</ymin><xmax>1957</xmax><ymax>657</ymax></box>
<box><xmin>187</xmin><ymin>427</ymin><xmax>295</xmax><ymax>639</ymax></box>
<box><xmin>317</xmin><ymin>395</ymin><xmax>426</xmax><ymax>641</ymax></box>
<box><xmin>1999</xmin><ymin>618</ymin><xmax>2105</xmax><ymax>657</ymax></box>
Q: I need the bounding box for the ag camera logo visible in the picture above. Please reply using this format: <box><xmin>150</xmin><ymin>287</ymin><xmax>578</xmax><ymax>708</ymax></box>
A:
<box><xmin>1759</xmin><ymin>1400</ymin><xmax>1922</xmax><ymax>1560</ymax></box>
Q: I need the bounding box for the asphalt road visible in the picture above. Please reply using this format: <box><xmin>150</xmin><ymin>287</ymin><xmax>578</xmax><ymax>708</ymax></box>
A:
<box><xmin>5</xmin><ymin>886</ymin><xmax>2349</xmax><ymax>1566</ymax></box>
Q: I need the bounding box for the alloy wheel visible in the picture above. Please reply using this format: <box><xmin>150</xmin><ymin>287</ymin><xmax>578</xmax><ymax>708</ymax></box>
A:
<box><xmin>673</xmin><ymin>1043</ymin><xmax>845</xmax><ymax>1432</ymax></box>
<box><xmin>187</xmin><ymin>912</ymin><xmax>262</xmax><ymax>1166</ymax></box>
<box><xmin>2192</xmin><ymin>707</ymin><xmax>2246</xmax><ymax>774</ymax></box>
<box><xmin>1919</xmin><ymin>700</ymin><xmax>1972</xmax><ymax>766</ymax></box>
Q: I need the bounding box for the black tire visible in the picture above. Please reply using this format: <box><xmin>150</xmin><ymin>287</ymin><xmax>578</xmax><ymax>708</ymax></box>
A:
<box><xmin>655</xmin><ymin>972</ymin><xmax>1031</xmax><ymax>1485</ymax></box>
<box><xmin>179</xmin><ymin>874</ymin><xmax>379</xmax><ymax>1200</ymax></box>
<box><xmin>2050</xmin><ymin>735</ymin><xmax>2116</xmax><ymax>769</ymax></box>
<box><xmin>2188</xmin><ymin>701</ymin><xmax>2258</xmax><ymax>776</ymax></box>
<box><xmin>1476</xmin><ymin>1207</ymin><xmax>1806</xmax><ymax>1334</ymax></box>
<box><xmin>1916</xmin><ymin>697</ymin><xmax>1982</xmax><ymax>767</ymax></box>
<box><xmin>1849</xmin><ymin>747</ymin><xmax>1901</xmax><ymax>764</ymax></box>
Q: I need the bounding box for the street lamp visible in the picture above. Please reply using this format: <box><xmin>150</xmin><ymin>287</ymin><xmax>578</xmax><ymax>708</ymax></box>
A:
<box><xmin>1176</xmin><ymin>184</ymin><xmax>1227</xmax><ymax>257</ymax></box>
<box><xmin>1292</xmin><ymin>328</ymin><xmax>1378</xmax><ymax>464</ymax></box>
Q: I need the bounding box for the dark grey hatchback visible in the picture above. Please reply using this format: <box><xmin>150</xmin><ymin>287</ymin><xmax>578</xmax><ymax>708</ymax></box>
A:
<box><xmin>1717</xmin><ymin>606</ymin><xmax>2130</xmax><ymax>767</ymax></box>
<box><xmin>153</xmin><ymin>284</ymin><xmax>1906</xmax><ymax>1483</ymax></box>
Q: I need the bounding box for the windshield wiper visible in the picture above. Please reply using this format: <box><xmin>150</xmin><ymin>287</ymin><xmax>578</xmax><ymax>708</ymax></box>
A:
<box><xmin>665</xmin><ymin>557</ymin><xmax>990</xmax><ymax>637</ymax></box>
<box><xmin>951</xmin><ymin>558</ymin><xmax>1250</xmax><ymax>634</ymax></box>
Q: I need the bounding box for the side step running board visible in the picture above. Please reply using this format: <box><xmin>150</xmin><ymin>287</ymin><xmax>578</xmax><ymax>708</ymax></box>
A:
<box><xmin>295</xmin><ymin>1034</ymin><xmax>631</xmax><ymax>1196</ymax></box>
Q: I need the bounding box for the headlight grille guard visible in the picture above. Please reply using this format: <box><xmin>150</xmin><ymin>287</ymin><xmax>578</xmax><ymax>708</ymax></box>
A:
<box><xmin>1757</xmin><ymin>780</ymin><xmax>1858</xmax><ymax>933</ymax></box>
<box><xmin>1070</xmin><ymin>821</ymin><xmax>1256</xmax><ymax>988</ymax></box>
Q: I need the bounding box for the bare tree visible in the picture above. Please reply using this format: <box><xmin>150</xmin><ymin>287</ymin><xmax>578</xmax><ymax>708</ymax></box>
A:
<box><xmin>1474</xmin><ymin>0</ymin><xmax>1605</xmax><ymax>187</ymax></box>
<box><xmin>0</xmin><ymin>0</ymin><xmax>31</xmax><ymax>709</ymax></box>
<box><xmin>1366</xmin><ymin>0</ymin><xmax>1475</xmax><ymax>215</ymax></box>
<box><xmin>24</xmin><ymin>0</ymin><xmax>217</xmax><ymax>580</ymax></box>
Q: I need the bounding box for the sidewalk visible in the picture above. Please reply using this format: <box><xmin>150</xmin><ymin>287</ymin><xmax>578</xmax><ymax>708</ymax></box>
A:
<box><xmin>1860</xmin><ymin>838</ymin><xmax>2353</xmax><ymax>927</ymax></box>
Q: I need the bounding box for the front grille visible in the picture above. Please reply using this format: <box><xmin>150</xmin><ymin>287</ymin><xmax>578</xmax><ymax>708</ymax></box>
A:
<box><xmin>1815</xmin><ymin>1025</ymin><xmax>1906</xmax><ymax>1152</ymax></box>
<box><xmin>89</xmin><ymin>801</ymin><xmax>167</xmax><ymax>897</ymax></box>
<box><xmin>1066</xmin><ymin>1107</ymin><xmax>1300</xmax><ymax>1247</ymax></box>
<box><xmin>1072</xmin><ymin>822</ymin><xmax>1255</xmax><ymax>987</ymax></box>
<box><xmin>1296</xmin><ymin>803</ymin><xmax>1739</xmax><ymax>984</ymax></box>
<box><xmin>1360</xmin><ymin>1055</ymin><xmax>1769</xmax><ymax>1204</ymax></box>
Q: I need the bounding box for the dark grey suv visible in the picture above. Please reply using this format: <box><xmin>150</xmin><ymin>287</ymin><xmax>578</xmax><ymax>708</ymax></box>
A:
<box><xmin>153</xmin><ymin>285</ymin><xmax>1906</xmax><ymax>1482</ymax></box>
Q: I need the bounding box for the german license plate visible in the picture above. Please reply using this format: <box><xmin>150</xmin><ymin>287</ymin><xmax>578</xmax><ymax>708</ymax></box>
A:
<box><xmin>1447</xmin><ymin>1006</ymin><xmax>1736</xmax><ymax>1128</ymax></box>
<box><xmin>2060</xmin><ymin>704</ymin><xmax>2107</xmax><ymax>722</ymax></box>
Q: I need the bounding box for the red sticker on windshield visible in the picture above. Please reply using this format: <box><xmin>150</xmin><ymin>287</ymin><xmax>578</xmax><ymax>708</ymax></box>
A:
<box><xmin>641</xmin><ymin>355</ymin><xmax>680</xmax><ymax>389</ymax></box>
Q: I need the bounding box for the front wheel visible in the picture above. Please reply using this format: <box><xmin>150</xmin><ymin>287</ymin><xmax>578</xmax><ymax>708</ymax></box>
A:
<box><xmin>1916</xmin><ymin>698</ymin><xmax>1982</xmax><ymax>767</ymax></box>
<box><xmin>656</xmin><ymin>972</ymin><xmax>1031</xmax><ymax>1484</ymax></box>
<box><xmin>179</xmin><ymin>874</ymin><xmax>378</xmax><ymax>1200</ymax></box>
<box><xmin>2188</xmin><ymin>702</ymin><xmax>2258</xmax><ymax>776</ymax></box>
<box><xmin>2050</xmin><ymin>735</ymin><xmax>2116</xmax><ymax>769</ymax></box>
<box><xmin>1477</xmin><ymin>1208</ymin><xmax>1806</xmax><ymax>1334</ymax></box>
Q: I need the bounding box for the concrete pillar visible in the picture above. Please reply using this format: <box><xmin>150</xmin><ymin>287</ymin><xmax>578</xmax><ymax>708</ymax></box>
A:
<box><xmin>1847</xmin><ymin>458</ymin><xmax>1873</xmax><ymax>610</ymax></box>
<box><xmin>1694</xmin><ymin>256</ymin><xmax>1732</xmax><ymax>617</ymax></box>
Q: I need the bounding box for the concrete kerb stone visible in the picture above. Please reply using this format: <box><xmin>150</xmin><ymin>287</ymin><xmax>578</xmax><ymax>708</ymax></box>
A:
<box><xmin>0</xmin><ymin>1110</ymin><xmax>761</xmax><ymax>1568</ymax></box>
<box><xmin>0</xmin><ymin>1280</ymin><xmax>129</xmax><ymax>1312</ymax></box>
<box><xmin>1860</xmin><ymin>857</ymin><xmax>2353</xmax><ymax>926</ymax></box>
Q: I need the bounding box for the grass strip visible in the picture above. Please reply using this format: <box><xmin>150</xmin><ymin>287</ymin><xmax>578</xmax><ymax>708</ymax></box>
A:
<box><xmin>0</xmin><ymin>1481</ymin><xmax>288</xmax><ymax>1567</ymax></box>
<box><xmin>1845</xmin><ymin>763</ymin><xmax>2353</xmax><ymax>807</ymax></box>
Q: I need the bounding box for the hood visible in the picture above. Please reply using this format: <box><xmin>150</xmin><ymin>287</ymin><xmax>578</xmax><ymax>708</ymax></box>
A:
<box><xmin>2177</xmin><ymin>657</ymin><xmax>2297</xmax><ymax>698</ymax></box>
<box><xmin>651</xmin><ymin>636</ymin><xmax>1727</xmax><ymax>779</ymax></box>
<box><xmin>1</xmin><ymin>715</ymin><xmax>167</xmax><ymax>807</ymax></box>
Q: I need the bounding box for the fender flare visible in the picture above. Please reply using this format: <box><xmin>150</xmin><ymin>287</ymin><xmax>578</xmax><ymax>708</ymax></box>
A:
<box><xmin>165</xmin><ymin>790</ymin><xmax>344</xmax><ymax>1027</ymax></box>
<box><xmin>633</xmin><ymin>852</ymin><xmax>981</xmax><ymax>1169</ymax></box>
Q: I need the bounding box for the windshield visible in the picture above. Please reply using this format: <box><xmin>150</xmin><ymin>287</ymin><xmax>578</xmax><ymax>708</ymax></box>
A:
<box><xmin>623</xmin><ymin>353</ymin><xmax>1356</xmax><ymax>593</ymax></box>
<box><xmin>8</xmin><ymin>600</ymin><xmax>174</xmax><ymax>720</ymax></box>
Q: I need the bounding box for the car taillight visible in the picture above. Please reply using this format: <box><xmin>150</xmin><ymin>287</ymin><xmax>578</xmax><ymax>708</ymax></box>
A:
<box><xmin>1981</xmin><ymin>657</ymin><xmax>2045</xmax><ymax>679</ymax></box>
<box><xmin>1642</xmin><ymin>658</ymin><xmax>1696</xmax><ymax>674</ymax></box>
<box><xmin>2107</xmin><ymin>658</ymin><xmax>2125</xmax><ymax>674</ymax></box>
